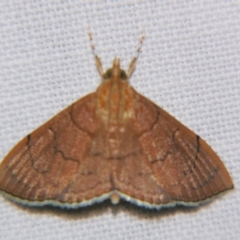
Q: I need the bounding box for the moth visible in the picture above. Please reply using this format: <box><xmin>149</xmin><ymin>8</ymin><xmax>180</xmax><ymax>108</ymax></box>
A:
<box><xmin>0</xmin><ymin>34</ymin><xmax>233</xmax><ymax>209</ymax></box>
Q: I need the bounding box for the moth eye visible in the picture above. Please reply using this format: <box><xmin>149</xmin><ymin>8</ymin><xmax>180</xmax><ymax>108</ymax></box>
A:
<box><xmin>120</xmin><ymin>70</ymin><xmax>127</xmax><ymax>80</ymax></box>
<box><xmin>105</xmin><ymin>69</ymin><xmax>112</xmax><ymax>79</ymax></box>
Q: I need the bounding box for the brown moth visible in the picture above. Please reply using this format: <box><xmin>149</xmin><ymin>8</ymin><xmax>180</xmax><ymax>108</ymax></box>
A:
<box><xmin>0</xmin><ymin>34</ymin><xmax>233</xmax><ymax>209</ymax></box>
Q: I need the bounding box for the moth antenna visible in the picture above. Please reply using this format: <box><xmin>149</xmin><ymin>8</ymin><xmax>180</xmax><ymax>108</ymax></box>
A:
<box><xmin>88</xmin><ymin>30</ymin><xmax>104</xmax><ymax>78</ymax></box>
<box><xmin>127</xmin><ymin>31</ymin><xmax>146</xmax><ymax>78</ymax></box>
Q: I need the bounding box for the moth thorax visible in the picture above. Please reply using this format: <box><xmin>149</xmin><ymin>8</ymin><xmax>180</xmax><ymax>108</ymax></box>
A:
<box><xmin>96</xmin><ymin>78</ymin><xmax>134</xmax><ymax>124</ymax></box>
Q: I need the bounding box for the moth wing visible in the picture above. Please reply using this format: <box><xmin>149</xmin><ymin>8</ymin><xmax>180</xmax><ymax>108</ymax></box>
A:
<box><xmin>113</xmin><ymin>92</ymin><xmax>233</xmax><ymax>208</ymax></box>
<box><xmin>0</xmin><ymin>93</ymin><xmax>112</xmax><ymax>207</ymax></box>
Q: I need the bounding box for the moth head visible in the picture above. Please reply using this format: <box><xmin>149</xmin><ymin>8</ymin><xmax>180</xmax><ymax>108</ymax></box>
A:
<box><xmin>95</xmin><ymin>56</ymin><xmax>136</xmax><ymax>82</ymax></box>
<box><xmin>104</xmin><ymin>58</ymin><xmax>128</xmax><ymax>81</ymax></box>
